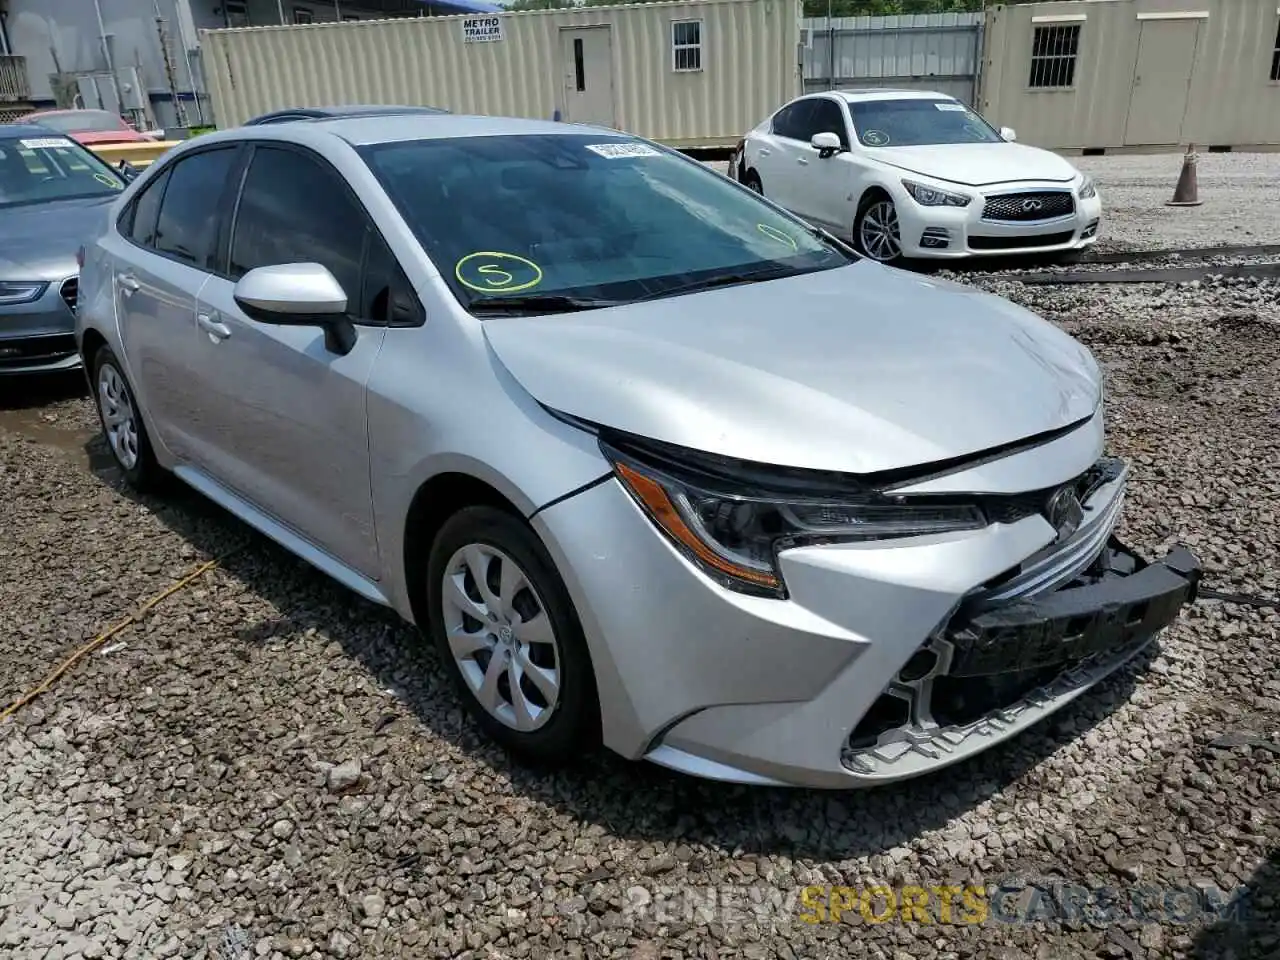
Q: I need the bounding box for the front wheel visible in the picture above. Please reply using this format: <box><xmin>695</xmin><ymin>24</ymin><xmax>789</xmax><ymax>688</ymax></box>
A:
<box><xmin>743</xmin><ymin>170</ymin><xmax>763</xmax><ymax>195</ymax></box>
<box><xmin>855</xmin><ymin>196</ymin><xmax>904</xmax><ymax>264</ymax></box>
<box><xmin>425</xmin><ymin>506</ymin><xmax>599</xmax><ymax>767</ymax></box>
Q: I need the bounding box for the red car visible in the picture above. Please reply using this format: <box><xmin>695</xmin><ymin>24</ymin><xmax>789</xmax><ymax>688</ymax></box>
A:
<box><xmin>15</xmin><ymin>109</ymin><xmax>157</xmax><ymax>146</ymax></box>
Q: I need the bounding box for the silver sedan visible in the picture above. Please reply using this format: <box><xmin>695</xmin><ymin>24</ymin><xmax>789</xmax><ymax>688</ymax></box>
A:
<box><xmin>76</xmin><ymin>115</ymin><xmax>1200</xmax><ymax>788</ymax></box>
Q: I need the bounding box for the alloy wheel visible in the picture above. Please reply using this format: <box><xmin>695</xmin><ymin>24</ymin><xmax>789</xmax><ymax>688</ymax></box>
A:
<box><xmin>859</xmin><ymin>200</ymin><xmax>903</xmax><ymax>262</ymax></box>
<box><xmin>440</xmin><ymin>543</ymin><xmax>562</xmax><ymax>732</ymax></box>
<box><xmin>98</xmin><ymin>363</ymin><xmax>139</xmax><ymax>471</ymax></box>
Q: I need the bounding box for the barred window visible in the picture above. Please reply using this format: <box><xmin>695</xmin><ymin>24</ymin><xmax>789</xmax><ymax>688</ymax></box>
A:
<box><xmin>672</xmin><ymin>20</ymin><xmax>703</xmax><ymax>73</ymax></box>
<box><xmin>1271</xmin><ymin>20</ymin><xmax>1280</xmax><ymax>81</ymax></box>
<box><xmin>1029</xmin><ymin>23</ymin><xmax>1080</xmax><ymax>89</ymax></box>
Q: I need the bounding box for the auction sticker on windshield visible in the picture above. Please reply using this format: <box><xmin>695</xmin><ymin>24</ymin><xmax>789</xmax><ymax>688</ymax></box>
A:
<box><xmin>455</xmin><ymin>252</ymin><xmax>543</xmax><ymax>294</ymax></box>
<box><xmin>934</xmin><ymin>103</ymin><xmax>967</xmax><ymax>111</ymax></box>
<box><xmin>19</xmin><ymin>138</ymin><xmax>73</xmax><ymax>150</ymax></box>
<box><xmin>585</xmin><ymin>143</ymin><xmax>662</xmax><ymax>159</ymax></box>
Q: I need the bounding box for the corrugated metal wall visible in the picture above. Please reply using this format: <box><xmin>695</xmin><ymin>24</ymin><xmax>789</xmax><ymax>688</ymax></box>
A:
<box><xmin>200</xmin><ymin>0</ymin><xmax>801</xmax><ymax>147</ymax></box>
<box><xmin>801</xmin><ymin>13</ymin><xmax>983</xmax><ymax>105</ymax></box>
<box><xmin>980</xmin><ymin>0</ymin><xmax>1280</xmax><ymax>150</ymax></box>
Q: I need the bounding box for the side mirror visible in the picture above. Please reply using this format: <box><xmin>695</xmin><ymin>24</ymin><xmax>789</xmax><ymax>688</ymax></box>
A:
<box><xmin>117</xmin><ymin>160</ymin><xmax>140</xmax><ymax>182</ymax></box>
<box><xmin>811</xmin><ymin>131</ymin><xmax>843</xmax><ymax>158</ymax></box>
<box><xmin>233</xmin><ymin>262</ymin><xmax>357</xmax><ymax>355</ymax></box>
<box><xmin>1000</xmin><ymin>127</ymin><xmax>1018</xmax><ymax>142</ymax></box>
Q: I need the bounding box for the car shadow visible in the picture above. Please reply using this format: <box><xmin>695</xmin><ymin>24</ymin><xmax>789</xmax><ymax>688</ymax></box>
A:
<box><xmin>82</xmin><ymin>453</ymin><xmax>1155</xmax><ymax>864</ymax></box>
<box><xmin>1192</xmin><ymin>847</ymin><xmax>1278</xmax><ymax>960</ymax></box>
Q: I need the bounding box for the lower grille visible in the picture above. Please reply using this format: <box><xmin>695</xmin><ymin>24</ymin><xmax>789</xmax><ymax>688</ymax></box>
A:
<box><xmin>983</xmin><ymin>191</ymin><xmax>1075</xmax><ymax>222</ymax></box>
<box><xmin>969</xmin><ymin>230</ymin><xmax>1075</xmax><ymax>251</ymax></box>
<box><xmin>60</xmin><ymin>277</ymin><xmax>78</xmax><ymax>314</ymax></box>
<box><xmin>0</xmin><ymin>334</ymin><xmax>78</xmax><ymax>369</ymax></box>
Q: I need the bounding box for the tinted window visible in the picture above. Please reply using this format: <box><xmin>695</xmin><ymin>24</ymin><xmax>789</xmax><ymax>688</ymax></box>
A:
<box><xmin>849</xmin><ymin>99</ymin><xmax>1001</xmax><ymax>148</ymax></box>
<box><xmin>128</xmin><ymin>168</ymin><xmax>170</xmax><ymax>247</ymax></box>
<box><xmin>775</xmin><ymin>101</ymin><xmax>816</xmax><ymax>141</ymax></box>
<box><xmin>807</xmin><ymin>99</ymin><xmax>849</xmax><ymax>148</ymax></box>
<box><xmin>0</xmin><ymin>134</ymin><xmax>125</xmax><ymax>209</ymax></box>
<box><xmin>362</xmin><ymin>232</ymin><xmax>421</xmax><ymax>326</ymax></box>
<box><xmin>153</xmin><ymin>148</ymin><xmax>238</xmax><ymax>267</ymax></box>
<box><xmin>229</xmin><ymin>146</ymin><xmax>366</xmax><ymax>303</ymax></box>
<box><xmin>359</xmin><ymin>134</ymin><xmax>852</xmax><ymax>311</ymax></box>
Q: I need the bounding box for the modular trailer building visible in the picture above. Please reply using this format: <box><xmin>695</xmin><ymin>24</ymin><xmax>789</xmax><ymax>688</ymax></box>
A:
<box><xmin>200</xmin><ymin>0</ymin><xmax>802</xmax><ymax>148</ymax></box>
<box><xmin>980</xmin><ymin>0</ymin><xmax>1280</xmax><ymax>152</ymax></box>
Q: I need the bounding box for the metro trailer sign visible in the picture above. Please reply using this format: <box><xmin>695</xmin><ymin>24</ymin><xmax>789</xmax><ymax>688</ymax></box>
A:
<box><xmin>461</xmin><ymin>16</ymin><xmax>504</xmax><ymax>43</ymax></box>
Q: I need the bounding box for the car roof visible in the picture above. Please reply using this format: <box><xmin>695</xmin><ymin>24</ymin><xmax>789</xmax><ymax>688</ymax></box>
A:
<box><xmin>246</xmin><ymin>104</ymin><xmax>450</xmax><ymax>124</ymax></box>
<box><xmin>831</xmin><ymin>89</ymin><xmax>959</xmax><ymax>103</ymax></box>
<box><xmin>0</xmin><ymin>123</ymin><xmax>68</xmax><ymax>138</ymax></box>
<box><xmin>223</xmin><ymin>113</ymin><xmax>615</xmax><ymax>147</ymax></box>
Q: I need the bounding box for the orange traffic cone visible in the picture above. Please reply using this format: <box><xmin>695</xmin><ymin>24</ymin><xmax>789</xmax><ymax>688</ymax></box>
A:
<box><xmin>1166</xmin><ymin>144</ymin><xmax>1203</xmax><ymax>207</ymax></box>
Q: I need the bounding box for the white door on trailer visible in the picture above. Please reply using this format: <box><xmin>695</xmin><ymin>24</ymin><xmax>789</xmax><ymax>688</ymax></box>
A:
<box><xmin>561</xmin><ymin>27</ymin><xmax>616</xmax><ymax>128</ymax></box>
<box><xmin>1124</xmin><ymin>19</ymin><xmax>1200</xmax><ymax>147</ymax></box>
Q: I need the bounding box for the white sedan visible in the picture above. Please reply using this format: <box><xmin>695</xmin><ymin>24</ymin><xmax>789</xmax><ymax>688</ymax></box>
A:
<box><xmin>732</xmin><ymin>89</ymin><xmax>1102</xmax><ymax>263</ymax></box>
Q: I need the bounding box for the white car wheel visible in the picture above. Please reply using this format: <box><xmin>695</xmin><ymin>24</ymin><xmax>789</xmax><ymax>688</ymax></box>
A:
<box><xmin>857</xmin><ymin>197</ymin><xmax>904</xmax><ymax>263</ymax></box>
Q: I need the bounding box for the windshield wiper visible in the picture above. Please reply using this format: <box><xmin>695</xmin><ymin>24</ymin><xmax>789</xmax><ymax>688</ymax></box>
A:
<box><xmin>468</xmin><ymin>294</ymin><xmax>625</xmax><ymax>316</ymax></box>
<box><xmin>632</xmin><ymin>265</ymin><xmax>807</xmax><ymax>302</ymax></box>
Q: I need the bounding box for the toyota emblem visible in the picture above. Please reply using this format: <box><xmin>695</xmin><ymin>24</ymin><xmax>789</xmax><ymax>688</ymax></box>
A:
<box><xmin>1021</xmin><ymin>198</ymin><xmax>1044</xmax><ymax>212</ymax></box>
<box><xmin>1045</xmin><ymin>486</ymin><xmax>1084</xmax><ymax>541</ymax></box>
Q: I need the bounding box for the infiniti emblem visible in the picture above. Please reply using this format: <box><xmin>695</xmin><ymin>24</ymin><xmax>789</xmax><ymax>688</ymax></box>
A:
<box><xmin>1045</xmin><ymin>485</ymin><xmax>1084</xmax><ymax>541</ymax></box>
<box><xmin>1022</xmin><ymin>198</ymin><xmax>1044</xmax><ymax>212</ymax></box>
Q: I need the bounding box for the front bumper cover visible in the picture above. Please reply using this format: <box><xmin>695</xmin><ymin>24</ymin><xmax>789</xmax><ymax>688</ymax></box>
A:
<box><xmin>842</xmin><ymin>538</ymin><xmax>1201</xmax><ymax>777</ymax></box>
<box><xmin>948</xmin><ymin>539</ymin><xmax>1201</xmax><ymax>678</ymax></box>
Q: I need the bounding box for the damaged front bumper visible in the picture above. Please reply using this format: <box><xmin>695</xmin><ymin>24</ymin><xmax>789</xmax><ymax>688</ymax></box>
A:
<box><xmin>842</xmin><ymin>538</ymin><xmax>1202</xmax><ymax>778</ymax></box>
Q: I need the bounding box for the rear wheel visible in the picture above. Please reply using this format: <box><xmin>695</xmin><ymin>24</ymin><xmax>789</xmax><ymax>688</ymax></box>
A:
<box><xmin>744</xmin><ymin>170</ymin><xmax>763</xmax><ymax>195</ymax></box>
<box><xmin>855</xmin><ymin>194</ymin><xmax>904</xmax><ymax>264</ymax></box>
<box><xmin>91</xmin><ymin>345</ymin><xmax>165</xmax><ymax>492</ymax></box>
<box><xmin>426</xmin><ymin>506</ymin><xmax>599</xmax><ymax>767</ymax></box>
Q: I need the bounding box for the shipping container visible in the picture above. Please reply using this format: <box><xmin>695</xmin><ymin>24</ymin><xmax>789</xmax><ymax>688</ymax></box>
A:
<box><xmin>980</xmin><ymin>0</ymin><xmax>1280</xmax><ymax>152</ymax></box>
<box><xmin>200</xmin><ymin>0</ymin><xmax>802</xmax><ymax>148</ymax></box>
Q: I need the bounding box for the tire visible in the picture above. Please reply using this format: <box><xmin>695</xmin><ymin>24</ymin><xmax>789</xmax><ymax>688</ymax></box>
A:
<box><xmin>744</xmin><ymin>170</ymin><xmax>763</xmax><ymax>195</ymax></box>
<box><xmin>854</xmin><ymin>193</ymin><xmax>905</xmax><ymax>264</ymax></box>
<box><xmin>90</xmin><ymin>345</ymin><xmax>166</xmax><ymax>492</ymax></box>
<box><xmin>425</xmin><ymin>505</ymin><xmax>599</xmax><ymax>767</ymax></box>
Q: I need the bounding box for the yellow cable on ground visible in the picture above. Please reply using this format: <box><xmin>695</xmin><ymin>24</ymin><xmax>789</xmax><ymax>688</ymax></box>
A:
<box><xmin>0</xmin><ymin>550</ymin><xmax>237</xmax><ymax>724</ymax></box>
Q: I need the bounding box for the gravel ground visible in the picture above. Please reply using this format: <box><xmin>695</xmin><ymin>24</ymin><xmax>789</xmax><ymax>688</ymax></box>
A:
<box><xmin>3</xmin><ymin>161</ymin><xmax>1279</xmax><ymax>960</ymax></box>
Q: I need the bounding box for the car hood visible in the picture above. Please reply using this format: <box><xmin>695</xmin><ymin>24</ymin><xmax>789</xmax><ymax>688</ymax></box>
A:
<box><xmin>482</xmin><ymin>261</ymin><xmax>1102</xmax><ymax>476</ymax></box>
<box><xmin>0</xmin><ymin>196</ymin><xmax>115</xmax><ymax>280</ymax></box>
<box><xmin>870</xmin><ymin>142</ymin><xmax>1080</xmax><ymax>187</ymax></box>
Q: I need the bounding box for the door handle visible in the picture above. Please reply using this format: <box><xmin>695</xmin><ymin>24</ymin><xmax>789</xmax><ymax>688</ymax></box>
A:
<box><xmin>197</xmin><ymin>312</ymin><xmax>232</xmax><ymax>341</ymax></box>
<box><xmin>759</xmin><ymin>148</ymin><xmax>771</xmax><ymax>157</ymax></box>
<box><xmin>798</xmin><ymin>157</ymin><xmax>810</xmax><ymax>166</ymax></box>
<box><xmin>117</xmin><ymin>274</ymin><xmax>140</xmax><ymax>296</ymax></box>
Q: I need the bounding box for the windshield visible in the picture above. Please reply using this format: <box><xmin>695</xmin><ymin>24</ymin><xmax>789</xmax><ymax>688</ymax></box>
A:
<box><xmin>358</xmin><ymin>133</ymin><xmax>854</xmax><ymax>312</ymax></box>
<box><xmin>0</xmin><ymin>134</ymin><xmax>126</xmax><ymax>208</ymax></box>
<box><xmin>849</xmin><ymin>99</ymin><xmax>1002</xmax><ymax>148</ymax></box>
<box><xmin>29</xmin><ymin>110</ymin><xmax>126</xmax><ymax>134</ymax></box>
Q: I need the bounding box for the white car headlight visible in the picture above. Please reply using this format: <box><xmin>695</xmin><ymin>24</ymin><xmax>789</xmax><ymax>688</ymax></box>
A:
<box><xmin>0</xmin><ymin>281</ymin><xmax>49</xmax><ymax>305</ymax></box>
<box><xmin>1078</xmin><ymin>175</ymin><xmax>1097</xmax><ymax>200</ymax></box>
<box><xmin>902</xmin><ymin>180</ymin><xmax>972</xmax><ymax>208</ymax></box>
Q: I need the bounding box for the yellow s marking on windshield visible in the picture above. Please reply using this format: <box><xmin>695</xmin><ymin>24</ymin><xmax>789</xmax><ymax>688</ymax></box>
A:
<box><xmin>455</xmin><ymin>252</ymin><xmax>544</xmax><ymax>294</ymax></box>
<box><xmin>757</xmin><ymin>223</ymin><xmax>798</xmax><ymax>250</ymax></box>
<box><xmin>93</xmin><ymin>172</ymin><xmax>121</xmax><ymax>188</ymax></box>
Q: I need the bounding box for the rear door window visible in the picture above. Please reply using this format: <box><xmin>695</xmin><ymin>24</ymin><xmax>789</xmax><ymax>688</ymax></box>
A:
<box><xmin>126</xmin><ymin>168</ymin><xmax>171</xmax><ymax>247</ymax></box>
<box><xmin>152</xmin><ymin>147</ymin><xmax>240</xmax><ymax>268</ymax></box>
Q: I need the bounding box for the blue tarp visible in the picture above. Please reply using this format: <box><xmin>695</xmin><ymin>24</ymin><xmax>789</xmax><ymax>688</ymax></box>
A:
<box><xmin>414</xmin><ymin>0</ymin><xmax>505</xmax><ymax>13</ymax></box>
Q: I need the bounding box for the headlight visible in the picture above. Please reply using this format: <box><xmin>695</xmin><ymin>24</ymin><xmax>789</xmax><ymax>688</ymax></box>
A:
<box><xmin>0</xmin><ymin>281</ymin><xmax>49</xmax><ymax>305</ymax></box>
<box><xmin>1078</xmin><ymin>175</ymin><xmax>1097</xmax><ymax>200</ymax></box>
<box><xmin>902</xmin><ymin>180</ymin><xmax>972</xmax><ymax>208</ymax></box>
<box><xmin>602</xmin><ymin>439</ymin><xmax>988</xmax><ymax>598</ymax></box>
